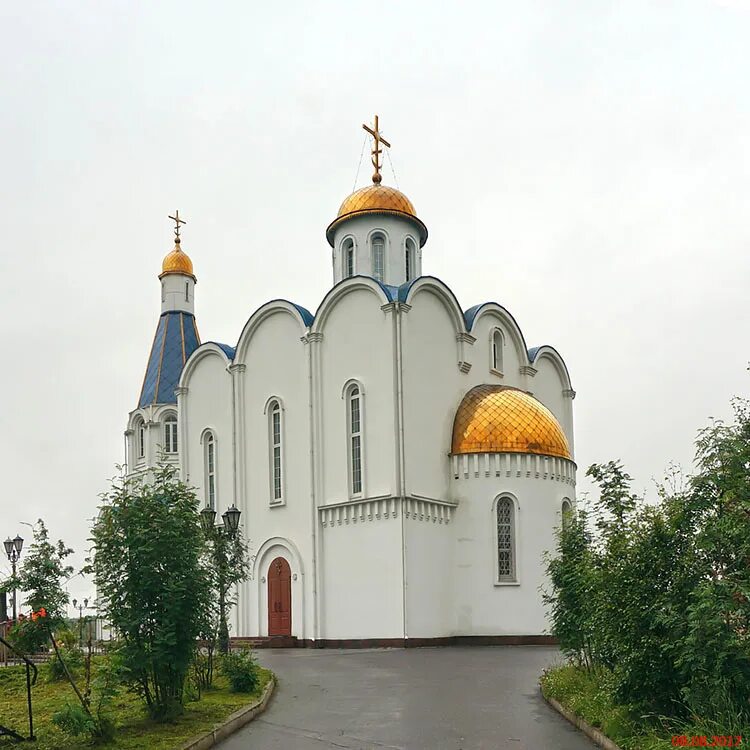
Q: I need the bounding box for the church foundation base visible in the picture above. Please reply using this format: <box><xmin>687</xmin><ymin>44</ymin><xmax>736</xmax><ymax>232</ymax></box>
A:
<box><xmin>230</xmin><ymin>635</ymin><xmax>558</xmax><ymax>649</ymax></box>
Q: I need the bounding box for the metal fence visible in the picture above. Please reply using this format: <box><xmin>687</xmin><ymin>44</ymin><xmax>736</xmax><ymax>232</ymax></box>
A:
<box><xmin>0</xmin><ymin>618</ymin><xmax>114</xmax><ymax>666</ymax></box>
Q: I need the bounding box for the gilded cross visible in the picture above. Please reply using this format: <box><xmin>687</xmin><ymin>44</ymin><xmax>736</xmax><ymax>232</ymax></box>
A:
<box><xmin>362</xmin><ymin>115</ymin><xmax>391</xmax><ymax>185</ymax></box>
<box><xmin>168</xmin><ymin>210</ymin><xmax>186</xmax><ymax>240</ymax></box>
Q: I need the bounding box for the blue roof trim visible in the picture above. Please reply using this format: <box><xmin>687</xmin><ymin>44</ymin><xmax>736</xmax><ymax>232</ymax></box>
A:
<box><xmin>463</xmin><ymin>304</ymin><xmax>485</xmax><ymax>329</ymax></box>
<box><xmin>527</xmin><ymin>346</ymin><xmax>541</xmax><ymax>361</ymax></box>
<box><xmin>289</xmin><ymin>302</ymin><xmax>314</xmax><ymax>326</ymax></box>
<box><xmin>397</xmin><ymin>277</ymin><xmax>421</xmax><ymax>303</ymax></box>
<box><xmin>138</xmin><ymin>311</ymin><xmax>201</xmax><ymax>407</ymax></box>
<box><xmin>214</xmin><ymin>342</ymin><xmax>236</xmax><ymax>359</ymax></box>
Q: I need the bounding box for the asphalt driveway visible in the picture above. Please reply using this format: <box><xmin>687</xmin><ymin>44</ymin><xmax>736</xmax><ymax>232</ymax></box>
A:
<box><xmin>218</xmin><ymin>646</ymin><xmax>595</xmax><ymax>749</ymax></box>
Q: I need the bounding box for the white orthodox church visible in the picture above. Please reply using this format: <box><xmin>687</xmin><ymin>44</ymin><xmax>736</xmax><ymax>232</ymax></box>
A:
<box><xmin>124</xmin><ymin>120</ymin><xmax>576</xmax><ymax>646</ymax></box>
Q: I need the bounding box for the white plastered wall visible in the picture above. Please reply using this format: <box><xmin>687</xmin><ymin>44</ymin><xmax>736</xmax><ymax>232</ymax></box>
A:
<box><xmin>180</xmin><ymin>350</ymin><xmax>234</xmax><ymax>507</ymax></box>
<box><xmin>450</xmin><ymin>454</ymin><xmax>576</xmax><ymax>635</ymax></box>
<box><xmin>235</xmin><ymin>306</ymin><xmax>313</xmax><ymax>639</ymax></box>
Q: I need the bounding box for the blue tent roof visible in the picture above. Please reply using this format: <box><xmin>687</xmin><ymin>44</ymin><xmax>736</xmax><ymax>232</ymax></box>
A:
<box><xmin>139</xmin><ymin>311</ymin><xmax>201</xmax><ymax>407</ymax></box>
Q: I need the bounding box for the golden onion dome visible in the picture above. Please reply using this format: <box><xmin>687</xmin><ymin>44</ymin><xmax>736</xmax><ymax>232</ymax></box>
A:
<box><xmin>159</xmin><ymin>239</ymin><xmax>195</xmax><ymax>279</ymax></box>
<box><xmin>326</xmin><ymin>184</ymin><xmax>428</xmax><ymax>247</ymax></box>
<box><xmin>452</xmin><ymin>385</ymin><xmax>572</xmax><ymax>460</ymax></box>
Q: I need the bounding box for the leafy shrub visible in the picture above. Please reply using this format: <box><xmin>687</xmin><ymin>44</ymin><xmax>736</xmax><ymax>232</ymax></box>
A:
<box><xmin>544</xmin><ymin>394</ymin><xmax>750</xmax><ymax>729</ymax></box>
<box><xmin>6</xmin><ymin>616</ymin><xmax>49</xmax><ymax>655</ymax></box>
<box><xmin>89</xmin><ymin>466</ymin><xmax>212</xmax><ymax>720</ymax></box>
<box><xmin>52</xmin><ymin>703</ymin><xmax>97</xmax><ymax>737</ymax></box>
<box><xmin>221</xmin><ymin>649</ymin><xmax>259</xmax><ymax>693</ymax></box>
<box><xmin>55</xmin><ymin>627</ymin><xmax>78</xmax><ymax>650</ymax></box>
<box><xmin>46</xmin><ymin>645</ymin><xmax>84</xmax><ymax>682</ymax></box>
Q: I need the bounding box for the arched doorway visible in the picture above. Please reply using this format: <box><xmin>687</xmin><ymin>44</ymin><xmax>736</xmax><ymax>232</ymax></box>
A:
<box><xmin>267</xmin><ymin>557</ymin><xmax>291</xmax><ymax>636</ymax></box>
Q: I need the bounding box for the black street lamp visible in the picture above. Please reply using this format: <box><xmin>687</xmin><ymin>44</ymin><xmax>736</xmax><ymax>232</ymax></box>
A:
<box><xmin>199</xmin><ymin>504</ymin><xmax>242</xmax><ymax>654</ymax></box>
<box><xmin>222</xmin><ymin>504</ymin><xmax>241</xmax><ymax>534</ymax></box>
<box><xmin>72</xmin><ymin>597</ymin><xmax>93</xmax><ymax>645</ymax></box>
<box><xmin>4</xmin><ymin>534</ymin><xmax>24</xmax><ymax>622</ymax></box>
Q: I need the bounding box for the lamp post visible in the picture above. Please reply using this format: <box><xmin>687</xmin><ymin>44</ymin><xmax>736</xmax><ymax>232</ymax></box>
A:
<box><xmin>72</xmin><ymin>597</ymin><xmax>91</xmax><ymax>645</ymax></box>
<box><xmin>200</xmin><ymin>504</ymin><xmax>241</xmax><ymax>654</ymax></box>
<box><xmin>3</xmin><ymin>534</ymin><xmax>24</xmax><ymax>623</ymax></box>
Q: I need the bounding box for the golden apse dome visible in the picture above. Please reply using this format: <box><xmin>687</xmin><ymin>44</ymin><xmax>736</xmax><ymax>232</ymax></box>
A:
<box><xmin>160</xmin><ymin>239</ymin><xmax>195</xmax><ymax>279</ymax></box>
<box><xmin>326</xmin><ymin>184</ymin><xmax>428</xmax><ymax>247</ymax></box>
<box><xmin>452</xmin><ymin>385</ymin><xmax>572</xmax><ymax>460</ymax></box>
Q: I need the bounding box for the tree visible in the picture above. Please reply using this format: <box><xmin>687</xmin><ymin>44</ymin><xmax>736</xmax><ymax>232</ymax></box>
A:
<box><xmin>6</xmin><ymin>520</ymin><xmax>73</xmax><ymax>653</ymax></box>
<box><xmin>89</xmin><ymin>465</ymin><xmax>211</xmax><ymax>720</ymax></box>
<box><xmin>545</xmin><ymin>393</ymin><xmax>750</xmax><ymax>725</ymax></box>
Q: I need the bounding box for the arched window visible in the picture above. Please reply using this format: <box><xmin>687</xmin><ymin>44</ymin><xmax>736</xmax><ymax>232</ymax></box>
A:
<box><xmin>491</xmin><ymin>329</ymin><xmax>504</xmax><ymax>373</ymax></box>
<box><xmin>347</xmin><ymin>384</ymin><xmax>363</xmax><ymax>495</ymax></box>
<box><xmin>269</xmin><ymin>400</ymin><xmax>283</xmax><ymax>503</ymax></box>
<box><xmin>405</xmin><ymin>237</ymin><xmax>415</xmax><ymax>281</ymax></box>
<box><xmin>185</xmin><ymin>282</ymin><xmax>189</xmax><ymax>302</ymax></box>
<box><xmin>561</xmin><ymin>499</ymin><xmax>572</xmax><ymax>530</ymax></box>
<box><xmin>371</xmin><ymin>234</ymin><xmax>385</xmax><ymax>281</ymax></box>
<box><xmin>164</xmin><ymin>413</ymin><xmax>178</xmax><ymax>454</ymax></box>
<box><xmin>204</xmin><ymin>433</ymin><xmax>216</xmax><ymax>509</ymax></box>
<box><xmin>496</xmin><ymin>496</ymin><xmax>516</xmax><ymax>582</ymax></box>
<box><xmin>136</xmin><ymin>418</ymin><xmax>145</xmax><ymax>459</ymax></box>
<box><xmin>343</xmin><ymin>238</ymin><xmax>355</xmax><ymax>278</ymax></box>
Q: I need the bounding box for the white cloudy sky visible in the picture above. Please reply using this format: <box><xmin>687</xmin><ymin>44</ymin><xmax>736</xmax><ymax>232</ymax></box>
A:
<box><xmin>1</xmin><ymin>1</ymin><xmax>748</xmax><ymax>610</ymax></box>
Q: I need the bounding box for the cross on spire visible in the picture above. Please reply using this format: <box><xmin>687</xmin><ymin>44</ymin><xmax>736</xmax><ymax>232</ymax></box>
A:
<box><xmin>362</xmin><ymin>115</ymin><xmax>391</xmax><ymax>185</ymax></box>
<box><xmin>168</xmin><ymin>210</ymin><xmax>186</xmax><ymax>242</ymax></box>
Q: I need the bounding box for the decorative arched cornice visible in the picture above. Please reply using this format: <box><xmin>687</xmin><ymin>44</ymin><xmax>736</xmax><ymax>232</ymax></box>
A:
<box><xmin>311</xmin><ymin>275</ymin><xmax>395</xmax><ymax>334</ymax></box>
<box><xmin>463</xmin><ymin>302</ymin><xmax>530</xmax><ymax>364</ymax></box>
<box><xmin>179</xmin><ymin>342</ymin><xmax>233</xmax><ymax>390</ymax></box>
<box><xmin>527</xmin><ymin>345</ymin><xmax>573</xmax><ymax>392</ymax></box>
<box><xmin>128</xmin><ymin>411</ymin><xmax>147</xmax><ymax>432</ymax></box>
<box><xmin>340</xmin><ymin>378</ymin><xmax>365</xmax><ymax>399</ymax></box>
<box><xmin>199</xmin><ymin>426</ymin><xmax>217</xmax><ymax>445</ymax></box>
<box><xmin>263</xmin><ymin>395</ymin><xmax>285</xmax><ymax>415</ymax></box>
<box><xmin>252</xmin><ymin>536</ymin><xmax>305</xmax><ymax>579</ymax></box>
<box><xmin>397</xmin><ymin>276</ymin><xmax>467</xmax><ymax>335</ymax></box>
<box><xmin>492</xmin><ymin>491</ymin><xmax>520</xmax><ymax>513</ymax></box>
<box><xmin>234</xmin><ymin>299</ymin><xmax>313</xmax><ymax>365</ymax></box>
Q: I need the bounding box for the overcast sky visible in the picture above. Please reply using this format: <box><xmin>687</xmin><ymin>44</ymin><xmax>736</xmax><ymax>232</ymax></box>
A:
<box><xmin>1</xmin><ymin>1</ymin><xmax>748</xmax><ymax>611</ymax></box>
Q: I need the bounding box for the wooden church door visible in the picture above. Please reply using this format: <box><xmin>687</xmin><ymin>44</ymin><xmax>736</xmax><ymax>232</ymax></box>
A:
<box><xmin>267</xmin><ymin>557</ymin><xmax>292</xmax><ymax>636</ymax></box>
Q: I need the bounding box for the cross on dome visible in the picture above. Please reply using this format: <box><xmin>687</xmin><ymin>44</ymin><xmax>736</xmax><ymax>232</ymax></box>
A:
<box><xmin>168</xmin><ymin>210</ymin><xmax>186</xmax><ymax>241</ymax></box>
<box><xmin>362</xmin><ymin>115</ymin><xmax>391</xmax><ymax>185</ymax></box>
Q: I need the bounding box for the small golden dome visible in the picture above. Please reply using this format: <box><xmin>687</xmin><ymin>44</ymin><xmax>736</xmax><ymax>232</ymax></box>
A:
<box><xmin>160</xmin><ymin>239</ymin><xmax>195</xmax><ymax>279</ymax></box>
<box><xmin>326</xmin><ymin>184</ymin><xmax>428</xmax><ymax>247</ymax></box>
<box><xmin>452</xmin><ymin>385</ymin><xmax>572</xmax><ymax>460</ymax></box>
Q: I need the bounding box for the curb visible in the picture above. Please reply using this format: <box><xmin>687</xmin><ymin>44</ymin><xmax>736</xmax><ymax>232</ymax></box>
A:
<box><xmin>179</xmin><ymin>675</ymin><xmax>277</xmax><ymax>750</ymax></box>
<box><xmin>541</xmin><ymin>688</ymin><xmax>623</xmax><ymax>750</ymax></box>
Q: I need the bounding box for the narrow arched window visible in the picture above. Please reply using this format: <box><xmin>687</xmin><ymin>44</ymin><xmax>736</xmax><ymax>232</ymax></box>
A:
<box><xmin>136</xmin><ymin>419</ymin><xmax>145</xmax><ymax>459</ymax></box>
<box><xmin>372</xmin><ymin>234</ymin><xmax>385</xmax><ymax>281</ymax></box>
<box><xmin>496</xmin><ymin>497</ymin><xmax>515</xmax><ymax>581</ymax></box>
<box><xmin>347</xmin><ymin>385</ymin><xmax>363</xmax><ymax>495</ymax></box>
<box><xmin>343</xmin><ymin>238</ymin><xmax>354</xmax><ymax>278</ymax></box>
<box><xmin>185</xmin><ymin>282</ymin><xmax>189</xmax><ymax>302</ymax></box>
<box><xmin>561</xmin><ymin>499</ymin><xmax>572</xmax><ymax>531</ymax></box>
<box><xmin>164</xmin><ymin>414</ymin><xmax>178</xmax><ymax>454</ymax></box>
<box><xmin>492</xmin><ymin>329</ymin><xmax>504</xmax><ymax>372</ymax></box>
<box><xmin>405</xmin><ymin>237</ymin><xmax>415</xmax><ymax>281</ymax></box>
<box><xmin>205</xmin><ymin>433</ymin><xmax>216</xmax><ymax>509</ymax></box>
<box><xmin>269</xmin><ymin>400</ymin><xmax>283</xmax><ymax>503</ymax></box>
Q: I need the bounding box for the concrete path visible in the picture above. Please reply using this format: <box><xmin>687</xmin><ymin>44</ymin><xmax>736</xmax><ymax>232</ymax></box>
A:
<box><xmin>218</xmin><ymin>646</ymin><xmax>596</xmax><ymax>749</ymax></box>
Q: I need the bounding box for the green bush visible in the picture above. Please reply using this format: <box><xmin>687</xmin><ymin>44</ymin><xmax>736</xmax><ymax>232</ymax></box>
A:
<box><xmin>52</xmin><ymin>703</ymin><xmax>95</xmax><ymax>736</ymax></box>
<box><xmin>46</xmin><ymin>645</ymin><xmax>84</xmax><ymax>682</ymax></box>
<box><xmin>544</xmin><ymin>394</ymin><xmax>750</xmax><ymax>728</ymax></box>
<box><xmin>221</xmin><ymin>649</ymin><xmax>259</xmax><ymax>693</ymax></box>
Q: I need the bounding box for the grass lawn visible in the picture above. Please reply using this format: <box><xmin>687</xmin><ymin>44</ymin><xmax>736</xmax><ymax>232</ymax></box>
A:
<box><xmin>0</xmin><ymin>660</ymin><xmax>273</xmax><ymax>749</ymax></box>
<box><xmin>541</xmin><ymin>664</ymin><xmax>749</xmax><ymax>750</ymax></box>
